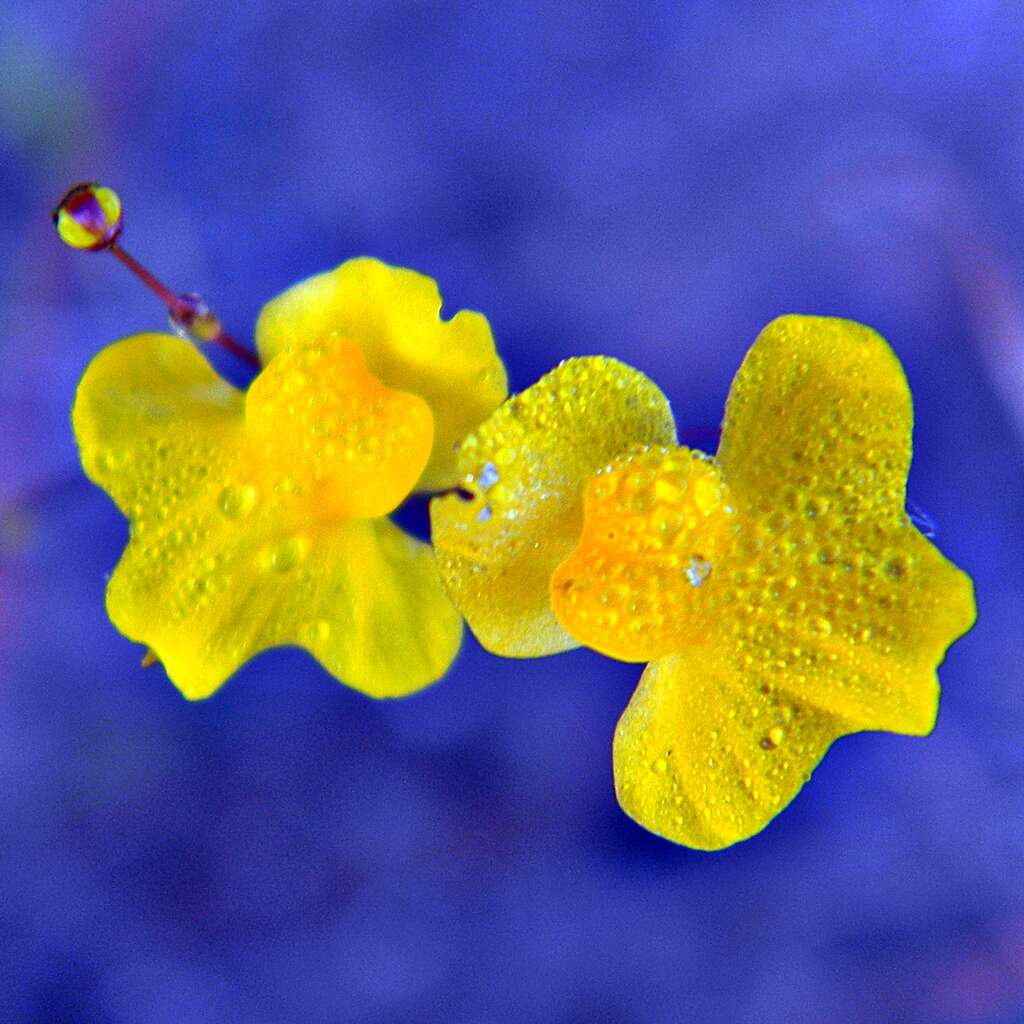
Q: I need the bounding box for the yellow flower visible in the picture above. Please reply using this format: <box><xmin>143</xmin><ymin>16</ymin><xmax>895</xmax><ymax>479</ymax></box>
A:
<box><xmin>432</xmin><ymin>316</ymin><xmax>975</xmax><ymax>849</ymax></box>
<box><xmin>73</xmin><ymin>258</ymin><xmax>507</xmax><ymax>700</ymax></box>
<box><xmin>255</xmin><ymin>257</ymin><xmax>507</xmax><ymax>491</ymax></box>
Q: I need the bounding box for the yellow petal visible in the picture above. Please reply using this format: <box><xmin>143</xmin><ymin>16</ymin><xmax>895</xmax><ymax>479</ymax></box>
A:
<box><xmin>73</xmin><ymin>334</ymin><xmax>457</xmax><ymax>699</ymax></box>
<box><xmin>551</xmin><ymin>446</ymin><xmax>738</xmax><ymax>662</ymax></box>
<box><xmin>72</xmin><ymin>333</ymin><xmax>244</xmax><ymax>519</ymax></box>
<box><xmin>717</xmin><ymin>315</ymin><xmax>912</xmax><ymax>522</ymax></box>
<box><xmin>714</xmin><ymin>314</ymin><xmax>976</xmax><ymax>732</ymax></box>
<box><xmin>254</xmin><ymin>257</ymin><xmax>507</xmax><ymax>490</ymax></box>
<box><xmin>613</xmin><ymin>650</ymin><xmax>845</xmax><ymax>850</ymax></box>
<box><xmin>107</xmin><ymin>517</ymin><xmax>462</xmax><ymax>700</ymax></box>
<box><xmin>246</xmin><ymin>338</ymin><xmax>433</xmax><ymax>519</ymax></box>
<box><xmin>729</xmin><ymin>520</ymin><xmax>974</xmax><ymax>736</ymax></box>
<box><xmin>430</xmin><ymin>357</ymin><xmax>677</xmax><ymax>657</ymax></box>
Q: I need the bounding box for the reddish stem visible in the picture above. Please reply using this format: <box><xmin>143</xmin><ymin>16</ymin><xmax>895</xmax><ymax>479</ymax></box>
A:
<box><xmin>212</xmin><ymin>330</ymin><xmax>261</xmax><ymax>368</ymax></box>
<box><xmin>111</xmin><ymin>243</ymin><xmax>179</xmax><ymax>307</ymax></box>
<box><xmin>110</xmin><ymin>243</ymin><xmax>260</xmax><ymax>369</ymax></box>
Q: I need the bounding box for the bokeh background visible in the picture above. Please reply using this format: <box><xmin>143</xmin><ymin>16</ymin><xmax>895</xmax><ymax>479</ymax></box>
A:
<box><xmin>2</xmin><ymin>2</ymin><xmax>1023</xmax><ymax>1022</ymax></box>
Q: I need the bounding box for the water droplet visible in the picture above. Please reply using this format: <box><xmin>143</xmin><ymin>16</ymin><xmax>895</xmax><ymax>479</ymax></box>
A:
<box><xmin>693</xmin><ymin>476</ymin><xmax>721</xmax><ymax>515</ymax></box>
<box><xmin>651</xmin><ymin>506</ymin><xmax>683</xmax><ymax>538</ymax></box>
<box><xmin>654</xmin><ymin>477</ymin><xmax>686</xmax><ymax>504</ymax></box>
<box><xmin>906</xmin><ymin>498</ymin><xmax>938</xmax><ymax>539</ymax></box>
<box><xmin>591</xmin><ymin>474</ymin><xmax>618</xmax><ymax>500</ymax></box>
<box><xmin>494</xmin><ymin>446</ymin><xmax>516</xmax><ymax>467</ymax></box>
<box><xmin>804</xmin><ymin>497</ymin><xmax>829</xmax><ymax>519</ymax></box>
<box><xmin>304</xmin><ymin>619</ymin><xmax>331</xmax><ymax>643</ymax></box>
<box><xmin>812</xmin><ymin>616</ymin><xmax>832</xmax><ymax>637</ymax></box>
<box><xmin>685</xmin><ymin>555</ymin><xmax>712</xmax><ymax>587</ymax></box>
<box><xmin>478</xmin><ymin>461</ymin><xmax>500</xmax><ymax>491</ymax></box>
<box><xmin>169</xmin><ymin>293</ymin><xmax>222</xmax><ymax>344</ymax></box>
<box><xmin>97</xmin><ymin>449</ymin><xmax>121</xmax><ymax>472</ymax></box>
<box><xmin>884</xmin><ymin>556</ymin><xmax>908</xmax><ymax>581</ymax></box>
<box><xmin>268</xmin><ymin>535</ymin><xmax>306</xmax><ymax>572</ymax></box>
<box><xmin>54</xmin><ymin>182</ymin><xmax>123</xmax><ymax>251</ymax></box>
<box><xmin>653</xmin><ymin>757</ymin><xmax>669</xmax><ymax>774</ymax></box>
<box><xmin>624</xmin><ymin>468</ymin><xmax>655</xmax><ymax>494</ymax></box>
<box><xmin>768</xmin><ymin>725</ymin><xmax>786</xmax><ymax>747</ymax></box>
<box><xmin>218</xmin><ymin>483</ymin><xmax>256</xmax><ymax>518</ymax></box>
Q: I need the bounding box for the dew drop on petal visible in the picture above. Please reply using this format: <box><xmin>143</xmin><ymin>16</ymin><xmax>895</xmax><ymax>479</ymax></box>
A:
<box><xmin>303</xmin><ymin>619</ymin><xmax>332</xmax><ymax>643</ymax></box>
<box><xmin>97</xmin><ymin>449</ymin><xmax>122</xmax><ymax>472</ymax></box>
<box><xmin>478</xmin><ymin>461</ymin><xmax>500</xmax><ymax>491</ymax></box>
<box><xmin>685</xmin><ymin>555</ymin><xmax>712</xmax><ymax>587</ymax></box>
<box><xmin>218</xmin><ymin>483</ymin><xmax>257</xmax><ymax>518</ymax></box>
<box><xmin>268</xmin><ymin>535</ymin><xmax>306</xmax><ymax>573</ymax></box>
<box><xmin>692</xmin><ymin>476</ymin><xmax>721</xmax><ymax>515</ymax></box>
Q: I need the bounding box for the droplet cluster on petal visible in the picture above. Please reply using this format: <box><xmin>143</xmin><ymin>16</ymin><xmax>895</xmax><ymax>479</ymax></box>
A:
<box><xmin>718</xmin><ymin>315</ymin><xmax>913</xmax><ymax>523</ymax></box>
<box><xmin>551</xmin><ymin>446</ymin><xmax>738</xmax><ymax>662</ymax></box>
<box><xmin>613</xmin><ymin>650</ymin><xmax>844</xmax><ymax>850</ymax></box>
<box><xmin>246</xmin><ymin>338</ymin><xmax>433</xmax><ymax>519</ymax></box>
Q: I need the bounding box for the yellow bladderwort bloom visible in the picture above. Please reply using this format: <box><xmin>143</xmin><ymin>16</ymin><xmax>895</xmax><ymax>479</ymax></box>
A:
<box><xmin>432</xmin><ymin>316</ymin><xmax>975</xmax><ymax>849</ymax></box>
<box><xmin>61</xmin><ymin>188</ymin><xmax>507</xmax><ymax>699</ymax></box>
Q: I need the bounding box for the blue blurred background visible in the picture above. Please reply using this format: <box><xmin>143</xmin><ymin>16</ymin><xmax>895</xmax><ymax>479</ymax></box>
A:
<box><xmin>2</xmin><ymin>2</ymin><xmax>1023</xmax><ymax>1022</ymax></box>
